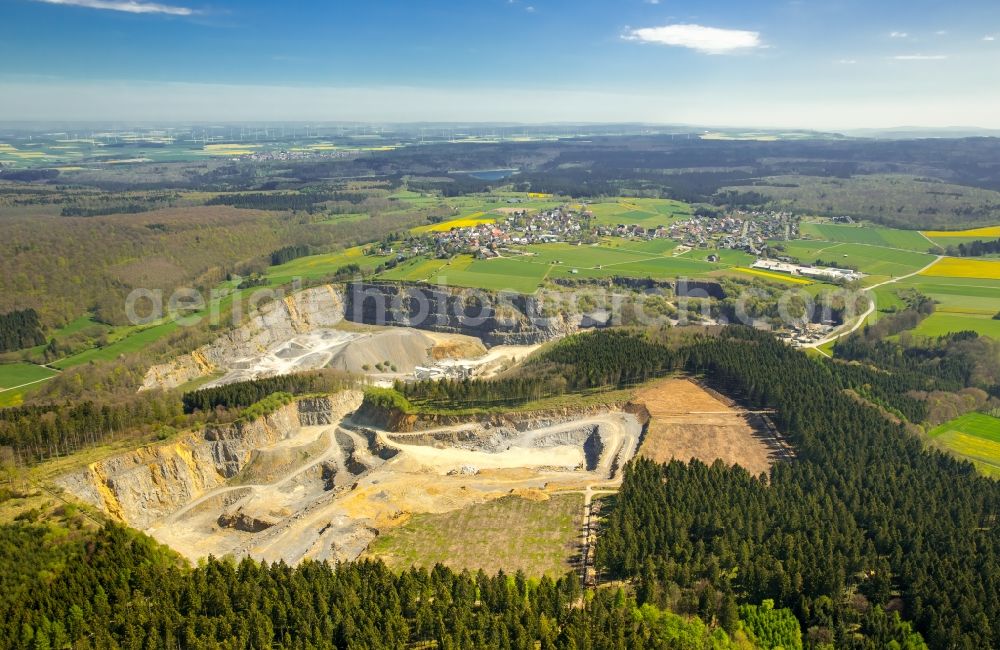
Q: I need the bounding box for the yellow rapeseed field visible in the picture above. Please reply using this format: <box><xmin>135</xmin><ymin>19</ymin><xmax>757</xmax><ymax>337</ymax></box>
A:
<box><xmin>922</xmin><ymin>226</ymin><xmax>1000</xmax><ymax>238</ymax></box>
<box><xmin>733</xmin><ymin>267</ymin><xmax>813</xmax><ymax>285</ymax></box>
<box><xmin>414</xmin><ymin>212</ymin><xmax>496</xmax><ymax>233</ymax></box>
<box><xmin>920</xmin><ymin>257</ymin><xmax>1000</xmax><ymax>280</ymax></box>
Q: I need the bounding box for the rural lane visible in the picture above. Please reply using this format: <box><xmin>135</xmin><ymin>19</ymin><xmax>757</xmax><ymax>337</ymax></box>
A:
<box><xmin>805</xmin><ymin>255</ymin><xmax>943</xmax><ymax>353</ymax></box>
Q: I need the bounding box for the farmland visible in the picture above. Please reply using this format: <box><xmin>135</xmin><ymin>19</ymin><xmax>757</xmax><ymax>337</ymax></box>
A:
<box><xmin>588</xmin><ymin>197</ymin><xmax>692</xmax><ymax>228</ymax></box>
<box><xmin>910</xmin><ymin>313</ymin><xmax>1000</xmax><ymax>339</ymax></box>
<box><xmin>0</xmin><ymin>363</ymin><xmax>58</xmax><ymax>406</ymax></box>
<box><xmin>265</xmin><ymin>246</ymin><xmax>393</xmax><ymax>285</ymax></box>
<box><xmin>365</xmin><ymin>494</ymin><xmax>583</xmax><ymax>577</ymax></box>
<box><xmin>0</xmin><ymin>362</ymin><xmax>57</xmax><ymax>391</ymax></box>
<box><xmin>415</xmin><ymin>242</ymin><xmax>740</xmax><ymax>293</ymax></box>
<box><xmin>800</xmin><ymin>221</ymin><xmax>934</xmax><ymax>251</ymax></box>
<box><xmin>412</xmin><ymin>212</ymin><xmax>495</xmax><ymax>233</ymax></box>
<box><xmin>879</xmin><ymin>275</ymin><xmax>1000</xmax><ymax>337</ymax></box>
<box><xmin>919</xmin><ymin>257</ymin><xmax>1000</xmax><ymax>280</ymax></box>
<box><xmin>928</xmin><ymin>412</ymin><xmax>1000</xmax><ymax>478</ymax></box>
<box><xmin>774</xmin><ymin>237</ymin><xmax>936</xmax><ymax>281</ymax></box>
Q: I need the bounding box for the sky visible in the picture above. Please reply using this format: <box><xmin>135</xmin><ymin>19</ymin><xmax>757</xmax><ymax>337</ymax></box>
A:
<box><xmin>1</xmin><ymin>0</ymin><xmax>999</xmax><ymax>129</ymax></box>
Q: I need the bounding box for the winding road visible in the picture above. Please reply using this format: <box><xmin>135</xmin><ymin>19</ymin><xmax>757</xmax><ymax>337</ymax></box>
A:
<box><xmin>804</xmin><ymin>255</ymin><xmax>943</xmax><ymax>354</ymax></box>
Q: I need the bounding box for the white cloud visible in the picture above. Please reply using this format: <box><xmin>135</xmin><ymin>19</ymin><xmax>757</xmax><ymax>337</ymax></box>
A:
<box><xmin>836</xmin><ymin>59</ymin><xmax>858</xmax><ymax>65</ymax></box>
<box><xmin>893</xmin><ymin>54</ymin><xmax>948</xmax><ymax>61</ymax></box>
<box><xmin>624</xmin><ymin>24</ymin><xmax>762</xmax><ymax>55</ymax></box>
<box><xmin>33</xmin><ymin>0</ymin><xmax>196</xmax><ymax>15</ymax></box>
<box><xmin>889</xmin><ymin>31</ymin><xmax>908</xmax><ymax>38</ymax></box>
<box><xmin>985</xmin><ymin>36</ymin><xmax>996</xmax><ymax>42</ymax></box>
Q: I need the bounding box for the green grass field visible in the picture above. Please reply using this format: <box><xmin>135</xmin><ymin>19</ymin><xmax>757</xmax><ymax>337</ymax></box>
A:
<box><xmin>365</xmin><ymin>494</ymin><xmax>582</xmax><ymax>576</ymax></box>
<box><xmin>894</xmin><ymin>276</ymin><xmax>1000</xmax><ymax>316</ymax></box>
<box><xmin>799</xmin><ymin>221</ymin><xmax>934</xmax><ymax>251</ymax></box>
<box><xmin>265</xmin><ymin>246</ymin><xmax>393</xmax><ymax>285</ymax></box>
<box><xmin>910</xmin><ymin>313</ymin><xmax>1000</xmax><ymax>339</ymax></box>
<box><xmin>0</xmin><ymin>363</ymin><xmax>58</xmax><ymax>391</ymax></box>
<box><xmin>928</xmin><ymin>412</ymin><xmax>1000</xmax><ymax>478</ymax></box>
<box><xmin>773</xmin><ymin>239</ymin><xmax>935</xmax><ymax>280</ymax></box>
<box><xmin>588</xmin><ymin>198</ymin><xmax>692</xmax><ymax>228</ymax></box>
<box><xmin>377</xmin><ymin>257</ymin><xmax>452</xmax><ymax>282</ymax></box>
<box><xmin>411</xmin><ymin>241</ymin><xmax>745</xmax><ymax>293</ymax></box>
<box><xmin>51</xmin><ymin>319</ymin><xmax>181</xmax><ymax>369</ymax></box>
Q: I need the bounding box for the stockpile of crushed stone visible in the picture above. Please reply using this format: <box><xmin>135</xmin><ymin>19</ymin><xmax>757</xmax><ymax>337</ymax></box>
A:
<box><xmin>327</xmin><ymin>329</ymin><xmax>438</xmax><ymax>374</ymax></box>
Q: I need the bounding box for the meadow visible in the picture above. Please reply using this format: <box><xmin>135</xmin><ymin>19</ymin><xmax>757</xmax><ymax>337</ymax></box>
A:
<box><xmin>775</xmin><ymin>238</ymin><xmax>936</xmax><ymax>281</ymax></box>
<box><xmin>588</xmin><ymin>197</ymin><xmax>692</xmax><ymax>228</ymax></box>
<box><xmin>0</xmin><ymin>363</ymin><xmax>58</xmax><ymax>391</ymax></box>
<box><xmin>799</xmin><ymin>221</ymin><xmax>933</xmax><ymax>251</ymax></box>
<box><xmin>414</xmin><ymin>241</ymin><xmax>745</xmax><ymax>293</ymax></box>
<box><xmin>928</xmin><ymin>412</ymin><xmax>1000</xmax><ymax>478</ymax></box>
<box><xmin>265</xmin><ymin>247</ymin><xmax>393</xmax><ymax>285</ymax></box>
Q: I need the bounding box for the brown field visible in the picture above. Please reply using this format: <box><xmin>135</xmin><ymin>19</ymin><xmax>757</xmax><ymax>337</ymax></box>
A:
<box><xmin>635</xmin><ymin>378</ymin><xmax>780</xmax><ymax>476</ymax></box>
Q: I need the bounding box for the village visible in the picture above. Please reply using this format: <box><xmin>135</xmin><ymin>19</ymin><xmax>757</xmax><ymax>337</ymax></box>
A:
<box><xmin>369</xmin><ymin>204</ymin><xmax>803</xmax><ymax>262</ymax></box>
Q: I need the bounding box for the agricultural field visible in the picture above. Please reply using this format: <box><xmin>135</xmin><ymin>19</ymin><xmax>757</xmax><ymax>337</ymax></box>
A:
<box><xmin>919</xmin><ymin>257</ymin><xmax>1000</xmax><ymax>280</ymax></box>
<box><xmin>0</xmin><ymin>363</ymin><xmax>58</xmax><ymax>406</ymax></box>
<box><xmin>922</xmin><ymin>225</ymin><xmax>1000</xmax><ymax>248</ymax></box>
<box><xmin>409</xmin><ymin>241</ymin><xmax>745</xmax><ymax>293</ymax></box>
<box><xmin>364</xmin><ymin>494</ymin><xmax>582</xmax><ymax>577</ymax></box>
<box><xmin>731</xmin><ymin>267</ymin><xmax>813</xmax><ymax>285</ymax></box>
<box><xmin>588</xmin><ymin>198</ymin><xmax>692</xmax><ymax>229</ymax></box>
<box><xmin>0</xmin><ymin>363</ymin><xmax>58</xmax><ymax>391</ymax></box>
<box><xmin>774</xmin><ymin>239</ymin><xmax>936</xmax><ymax>280</ymax></box>
<box><xmin>799</xmin><ymin>221</ymin><xmax>933</xmax><ymax>251</ymax></box>
<box><xmin>377</xmin><ymin>257</ymin><xmax>452</xmax><ymax>282</ymax></box>
<box><xmin>910</xmin><ymin>313</ymin><xmax>1000</xmax><ymax>340</ymax></box>
<box><xmin>412</xmin><ymin>212</ymin><xmax>495</xmax><ymax>233</ymax></box>
<box><xmin>885</xmin><ymin>275</ymin><xmax>1000</xmax><ymax>337</ymax></box>
<box><xmin>265</xmin><ymin>246</ymin><xmax>393</xmax><ymax>285</ymax></box>
<box><xmin>927</xmin><ymin>412</ymin><xmax>1000</xmax><ymax>478</ymax></box>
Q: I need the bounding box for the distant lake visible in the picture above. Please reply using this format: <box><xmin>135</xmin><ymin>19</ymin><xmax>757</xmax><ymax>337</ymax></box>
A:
<box><xmin>460</xmin><ymin>168</ymin><xmax>518</xmax><ymax>181</ymax></box>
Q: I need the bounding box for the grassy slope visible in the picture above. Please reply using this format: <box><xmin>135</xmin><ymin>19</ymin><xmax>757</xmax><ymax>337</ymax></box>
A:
<box><xmin>0</xmin><ymin>363</ymin><xmax>57</xmax><ymax>391</ymax></box>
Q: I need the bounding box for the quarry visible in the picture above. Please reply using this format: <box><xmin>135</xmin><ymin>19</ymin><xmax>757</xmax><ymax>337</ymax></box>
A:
<box><xmin>58</xmin><ymin>390</ymin><xmax>643</xmax><ymax>565</ymax></box>
<box><xmin>62</xmin><ymin>281</ymin><xmax>786</xmax><ymax>571</ymax></box>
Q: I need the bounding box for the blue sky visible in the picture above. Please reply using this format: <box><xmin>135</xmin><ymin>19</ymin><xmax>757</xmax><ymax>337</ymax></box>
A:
<box><xmin>1</xmin><ymin>0</ymin><xmax>999</xmax><ymax>127</ymax></box>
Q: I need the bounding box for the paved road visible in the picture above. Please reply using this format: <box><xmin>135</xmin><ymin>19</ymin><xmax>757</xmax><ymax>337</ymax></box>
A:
<box><xmin>804</xmin><ymin>255</ymin><xmax>943</xmax><ymax>353</ymax></box>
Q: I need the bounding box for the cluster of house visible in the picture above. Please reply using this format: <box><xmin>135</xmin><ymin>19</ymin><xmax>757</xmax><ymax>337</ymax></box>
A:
<box><xmin>751</xmin><ymin>259</ymin><xmax>865</xmax><ymax>282</ymax></box>
<box><xmin>380</xmin><ymin>207</ymin><xmax>593</xmax><ymax>259</ymax></box>
<box><xmin>235</xmin><ymin>149</ymin><xmax>356</xmax><ymax>162</ymax></box>
<box><xmin>665</xmin><ymin>210</ymin><xmax>797</xmax><ymax>255</ymax></box>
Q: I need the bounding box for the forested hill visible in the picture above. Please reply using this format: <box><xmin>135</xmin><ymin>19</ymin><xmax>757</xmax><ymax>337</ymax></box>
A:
<box><xmin>597</xmin><ymin>329</ymin><xmax>999</xmax><ymax>648</ymax></box>
<box><xmin>0</xmin><ymin>522</ymin><xmax>801</xmax><ymax>649</ymax></box>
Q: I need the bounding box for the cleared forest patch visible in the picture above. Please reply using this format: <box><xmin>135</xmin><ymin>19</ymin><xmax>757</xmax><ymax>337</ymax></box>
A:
<box><xmin>635</xmin><ymin>378</ymin><xmax>783</xmax><ymax>476</ymax></box>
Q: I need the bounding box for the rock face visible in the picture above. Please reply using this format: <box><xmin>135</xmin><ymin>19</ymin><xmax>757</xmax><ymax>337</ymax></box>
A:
<box><xmin>56</xmin><ymin>391</ymin><xmax>362</xmax><ymax>529</ymax></box>
<box><xmin>141</xmin><ymin>281</ymin><xmax>589</xmax><ymax>392</ymax></box>
<box><xmin>344</xmin><ymin>282</ymin><xmax>578</xmax><ymax>346</ymax></box>
<box><xmin>141</xmin><ymin>285</ymin><xmax>347</xmax><ymax>391</ymax></box>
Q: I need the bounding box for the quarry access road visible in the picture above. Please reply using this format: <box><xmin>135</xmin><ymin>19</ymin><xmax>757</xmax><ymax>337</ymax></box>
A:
<box><xmin>804</xmin><ymin>255</ymin><xmax>943</xmax><ymax>353</ymax></box>
<box><xmin>158</xmin><ymin>423</ymin><xmax>348</xmax><ymax>526</ymax></box>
